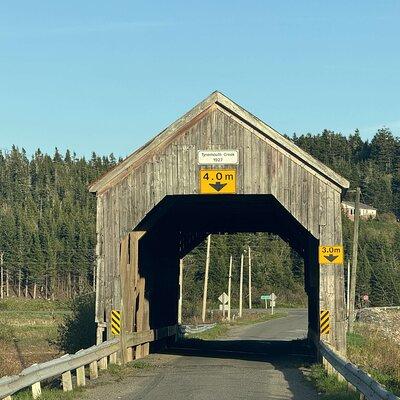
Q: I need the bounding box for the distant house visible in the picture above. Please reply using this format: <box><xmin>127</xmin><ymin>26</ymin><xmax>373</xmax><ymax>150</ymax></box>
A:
<box><xmin>342</xmin><ymin>201</ymin><xmax>377</xmax><ymax>221</ymax></box>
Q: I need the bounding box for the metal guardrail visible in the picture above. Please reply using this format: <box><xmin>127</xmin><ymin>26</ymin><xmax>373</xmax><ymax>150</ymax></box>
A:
<box><xmin>2</xmin><ymin>325</ymin><xmax>397</xmax><ymax>400</ymax></box>
<box><xmin>180</xmin><ymin>323</ymin><xmax>217</xmax><ymax>335</ymax></box>
<box><xmin>0</xmin><ymin>325</ymin><xmax>177</xmax><ymax>400</ymax></box>
<box><xmin>320</xmin><ymin>340</ymin><xmax>399</xmax><ymax>400</ymax></box>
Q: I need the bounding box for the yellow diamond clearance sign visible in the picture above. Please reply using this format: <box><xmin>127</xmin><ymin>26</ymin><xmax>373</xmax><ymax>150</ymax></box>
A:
<box><xmin>319</xmin><ymin>245</ymin><xmax>344</xmax><ymax>265</ymax></box>
<box><xmin>199</xmin><ymin>169</ymin><xmax>236</xmax><ymax>194</ymax></box>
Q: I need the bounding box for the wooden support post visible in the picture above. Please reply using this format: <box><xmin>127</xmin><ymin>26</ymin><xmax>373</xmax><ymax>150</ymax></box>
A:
<box><xmin>178</xmin><ymin>258</ymin><xmax>184</xmax><ymax>324</ymax></box>
<box><xmin>348</xmin><ymin>187</ymin><xmax>360</xmax><ymax>333</ymax></box>
<box><xmin>96</xmin><ymin>325</ymin><xmax>107</xmax><ymax>370</ymax></box>
<box><xmin>62</xmin><ymin>371</ymin><xmax>73</xmax><ymax>391</ymax></box>
<box><xmin>109</xmin><ymin>352</ymin><xmax>117</xmax><ymax>364</ymax></box>
<box><xmin>126</xmin><ymin>346</ymin><xmax>133</xmax><ymax>362</ymax></box>
<box><xmin>0</xmin><ymin>251</ymin><xmax>4</xmax><ymax>300</ymax></box>
<box><xmin>4</xmin><ymin>395</ymin><xmax>12</xmax><ymax>400</ymax></box>
<box><xmin>248</xmin><ymin>246</ymin><xmax>252</xmax><ymax>309</ymax></box>
<box><xmin>31</xmin><ymin>382</ymin><xmax>41</xmax><ymax>399</ymax></box>
<box><xmin>143</xmin><ymin>298</ymin><xmax>150</xmax><ymax>357</ymax></box>
<box><xmin>89</xmin><ymin>360</ymin><xmax>99</xmax><ymax>380</ymax></box>
<box><xmin>76</xmin><ymin>365</ymin><xmax>86</xmax><ymax>387</ymax></box>
<box><xmin>227</xmin><ymin>255</ymin><xmax>232</xmax><ymax>321</ymax></box>
<box><xmin>347</xmin><ymin>259</ymin><xmax>350</xmax><ymax>319</ymax></box>
<box><xmin>201</xmin><ymin>234</ymin><xmax>211</xmax><ymax>323</ymax></box>
<box><xmin>135</xmin><ymin>277</ymin><xmax>146</xmax><ymax>359</ymax></box>
<box><xmin>239</xmin><ymin>253</ymin><xmax>244</xmax><ymax>318</ymax></box>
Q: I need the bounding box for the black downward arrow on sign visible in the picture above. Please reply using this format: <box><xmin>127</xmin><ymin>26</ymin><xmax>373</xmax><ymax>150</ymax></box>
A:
<box><xmin>210</xmin><ymin>182</ymin><xmax>227</xmax><ymax>192</ymax></box>
<box><xmin>324</xmin><ymin>254</ymin><xmax>338</xmax><ymax>262</ymax></box>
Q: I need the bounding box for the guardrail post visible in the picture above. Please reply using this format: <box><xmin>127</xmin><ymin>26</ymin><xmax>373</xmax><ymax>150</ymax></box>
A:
<box><xmin>89</xmin><ymin>360</ymin><xmax>99</xmax><ymax>379</ymax></box>
<box><xmin>109</xmin><ymin>352</ymin><xmax>117</xmax><ymax>364</ymax></box>
<box><xmin>31</xmin><ymin>381</ymin><xmax>41</xmax><ymax>399</ymax></box>
<box><xmin>62</xmin><ymin>371</ymin><xmax>73</xmax><ymax>392</ymax></box>
<box><xmin>76</xmin><ymin>366</ymin><xmax>86</xmax><ymax>387</ymax></box>
<box><xmin>126</xmin><ymin>347</ymin><xmax>133</xmax><ymax>362</ymax></box>
<box><xmin>99</xmin><ymin>355</ymin><xmax>108</xmax><ymax>370</ymax></box>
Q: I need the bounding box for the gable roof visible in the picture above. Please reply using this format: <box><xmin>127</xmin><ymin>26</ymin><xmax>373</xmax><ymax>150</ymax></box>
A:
<box><xmin>89</xmin><ymin>91</ymin><xmax>350</xmax><ymax>193</ymax></box>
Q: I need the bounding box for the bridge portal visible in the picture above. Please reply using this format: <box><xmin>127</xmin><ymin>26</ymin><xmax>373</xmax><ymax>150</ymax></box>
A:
<box><xmin>89</xmin><ymin>92</ymin><xmax>349</xmax><ymax>355</ymax></box>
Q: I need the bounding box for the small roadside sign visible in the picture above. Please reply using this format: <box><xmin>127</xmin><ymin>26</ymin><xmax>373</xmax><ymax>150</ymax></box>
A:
<box><xmin>199</xmin><ymin>169</ymin><xmax>236</xmax><ymax>194</ymax></box>
<box><xmin>320</xmin><ymin>310</ymin><xmax>330</xmax><ymax>334</ymax></box>
<box><xmin>218</xmin><ymin>292</ymin><xmax>229</xmax><ymax>304</ymax></box>
<box><xmin>198</xmin><ymin>150</ymin><xmax>239</xmax><ymax>165</ymax></box>
<box><xmin>319</xmin><ymin>245</ymin><xmax>344</xmax><ymax>265</ymax></box>
<box><xmin>111</xmin><ymin>310</ymin><xmax>121</xmax><ymax>335</ymax></box>
<box><xmin>261</xmin><ymin>295</ymin><xmax>271</xmax><ymax>300</ymax></box>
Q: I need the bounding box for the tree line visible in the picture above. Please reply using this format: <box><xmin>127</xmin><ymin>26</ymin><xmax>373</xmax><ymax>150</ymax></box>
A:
<box><xmin>0</xmin><ymin>127</ymin><xmax>399</xmax><ymax>306</ymax></box>
<box><xmin>0</xmin><ymin>147</ymin><xmax>117</xmax><ymax>299</ymax></box>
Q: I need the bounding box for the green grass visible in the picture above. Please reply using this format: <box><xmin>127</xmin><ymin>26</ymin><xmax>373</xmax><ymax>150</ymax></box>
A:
<box><xmin>186</xmin><ymin>324</ymin><xmax>230</xmax><ymax>340</ymax></box>
<box><xmin>346</xmin><ymin>331</ymin><xmax>366</xmax><ymax>349</ymax></box>
<box><xmin>13</xmin><ymin>388</ymin><xmax>79</xmax><ymax>400</ymax></box>
<box><xmin>308</xmin><ymin>364</ymin><xmax>358</xmax><ymax>400</ymax></box>
<box><xmin>0</xmin><ymin>298</ymin><xmax>70</xmax><ymax>312</ymax></box>
<box><xmin>106</xmin><ymin>359</ymin><xmax>154</xmax><ymax>380</ymax></box>
<box><xmin>347</xmin><ymin>324</ymin><xmax>400</xmax><ymax>395</ymax></box>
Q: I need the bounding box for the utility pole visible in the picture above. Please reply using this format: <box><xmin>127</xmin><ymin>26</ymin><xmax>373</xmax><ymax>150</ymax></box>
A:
<box><xmin>248</xmin><ymin>246</ymin><xmax>252</xmax><ymax>309</ymax></box>
<box><xmin>0</xmin><ymin>251</ymin><xmax>3</xmax><ymax>300</ymax></box>
<box><xmin>178</xmin><ymin>258</ymin><xmax>184</xmax><ymax>324</ymax></box>
<box><xmin>202</xmin><ymin>235</ymin><xmax>211</xmax><ymax>323</ymax></box>
<box><xmin>348</xmin><ymin>187</ymin><xmax>360</xmax><ymax>333</ymax></box>
<box><xmin>239</xmin><ymin>253</ymin><xmax>244</xmax><ymax>318</ymax></box>
<box><xmin>346</xmin><ymin>259</ymin><xmax>351</xmax><ymax>319</ymax></box>
<box><xmin>227</xmin><ymin>255</ymin><xmax>233</xmax><ymax>321</ymax></box>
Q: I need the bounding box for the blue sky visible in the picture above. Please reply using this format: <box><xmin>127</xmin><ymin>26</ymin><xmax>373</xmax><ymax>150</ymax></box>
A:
<box><xmin>1</xmin><ymin>1</ymin><xmax>399</xmax><ymax>158</ymax></box>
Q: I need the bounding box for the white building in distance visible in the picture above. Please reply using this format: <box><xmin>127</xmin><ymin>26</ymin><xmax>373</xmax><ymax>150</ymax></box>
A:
<box><xmin>342</xmin><ymin>201</ymin><xmax>377</xmax><ymax>221</ymax></box>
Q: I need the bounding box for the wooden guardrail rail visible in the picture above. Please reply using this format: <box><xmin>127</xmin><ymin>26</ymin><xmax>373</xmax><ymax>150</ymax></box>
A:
<box><xmin>0</xmin><ymin>325</ymin><xmax>177</xmax><ymax>400</ymax></box>
<box><xmin>320</xmin><ymin>340</ymin><xmax>399</xmax><ymax>400</ymax></box>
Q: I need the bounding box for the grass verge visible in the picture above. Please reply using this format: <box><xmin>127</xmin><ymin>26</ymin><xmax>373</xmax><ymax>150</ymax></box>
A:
<box><xmin>347</xmin><ymin>324</ymin><xmax>400</xmax><ymax>395</ymax></box>
<box><xmin>308</xmin><ymin>364</ymin><xmax>358</xmax><ymax>400</ymax></box>
<box><xmin>12</xmin><ymin>388</ymin><xmax>80</xmax><ymax>400</ymax></box>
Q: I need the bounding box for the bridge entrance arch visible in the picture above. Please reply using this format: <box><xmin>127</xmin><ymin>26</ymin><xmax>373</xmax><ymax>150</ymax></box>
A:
<box><xmin>89</xmin><ymin>92</ymin><xmax>349</xmax><ymax>355</ymax></box>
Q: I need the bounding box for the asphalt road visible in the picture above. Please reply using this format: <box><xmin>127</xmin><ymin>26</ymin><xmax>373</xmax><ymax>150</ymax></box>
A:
<box><xmin>82</xmin><ymin>309</ymin><xmax>319</xmax><ymax>400</ymax></box>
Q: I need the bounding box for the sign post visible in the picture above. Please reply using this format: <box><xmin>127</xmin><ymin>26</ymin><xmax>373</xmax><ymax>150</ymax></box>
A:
<box><xmin>271</xmin><ymin>293</ymin><xmax>277</xmax><ymax>315</ymax></box>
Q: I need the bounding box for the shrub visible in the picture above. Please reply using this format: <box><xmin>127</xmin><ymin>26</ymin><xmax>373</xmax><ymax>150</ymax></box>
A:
<box><xmin>56</xmin><ymin>293</ymin><xmax>96</xmax><ymax>353</ymax></box>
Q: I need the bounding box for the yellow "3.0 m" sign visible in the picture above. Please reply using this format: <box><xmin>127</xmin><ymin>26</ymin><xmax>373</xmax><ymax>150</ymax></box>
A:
<box><xmin>199</xmin><ymin>169</ymin><xmax>236</xmax><ymax>194</ymax></box>
<box><xmin>319</xmin><ymin>245</ymin><xmax>344</xmax><ymax>265</ymax></box>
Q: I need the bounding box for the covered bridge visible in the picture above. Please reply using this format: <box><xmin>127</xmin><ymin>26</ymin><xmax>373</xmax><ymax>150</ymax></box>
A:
<box><xmin>89</xmin><ymin>91</ymin><xmax>349</xmax><ymax>356</ymax></box>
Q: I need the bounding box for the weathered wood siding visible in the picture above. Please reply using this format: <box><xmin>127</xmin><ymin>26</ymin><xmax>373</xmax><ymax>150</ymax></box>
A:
<box><xmin>95</xmin><ymin>104</ymin><xmax>346</xmax><ymax>352</ymax></box>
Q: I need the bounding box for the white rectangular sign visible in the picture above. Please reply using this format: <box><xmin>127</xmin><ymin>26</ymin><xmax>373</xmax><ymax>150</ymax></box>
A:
<box><xmin>198</xmin><ymin>150</ymin><xmax>239</xmax><ymax>165</ymax></box>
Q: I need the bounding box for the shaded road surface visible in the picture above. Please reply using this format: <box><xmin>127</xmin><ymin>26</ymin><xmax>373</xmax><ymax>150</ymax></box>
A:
<box><xmin>82</xmin><ymin>309</ymin><xmax>319</xmax><ymax>400</ymax></box>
